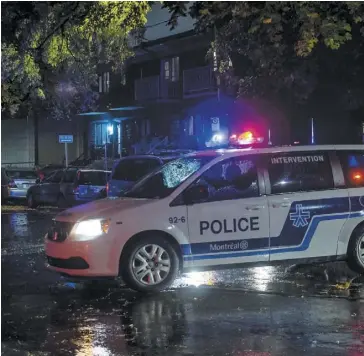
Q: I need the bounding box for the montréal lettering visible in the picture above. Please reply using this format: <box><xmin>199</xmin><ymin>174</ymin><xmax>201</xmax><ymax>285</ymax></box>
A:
<box><xmin>199</xmin><ymin>217</ymin><xmax>260</xmax><ymax>235</ymax></box>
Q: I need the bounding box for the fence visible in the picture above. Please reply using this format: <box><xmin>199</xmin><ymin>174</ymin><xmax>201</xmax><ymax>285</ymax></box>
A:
<box><xmin>1</xmin><ymin>162</ymin><xmax>36</xmax><ymax>168</ymax></box>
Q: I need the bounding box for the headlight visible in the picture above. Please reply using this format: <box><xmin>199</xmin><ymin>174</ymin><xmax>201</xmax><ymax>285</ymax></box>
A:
<box><xmin>74</xmin><ymin>219</ymin><xmax>110</xmax><ymax>240</ymax></box>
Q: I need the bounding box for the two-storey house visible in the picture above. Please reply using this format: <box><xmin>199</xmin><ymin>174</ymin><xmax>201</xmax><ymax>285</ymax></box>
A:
<box><xmin>78</xmin><ymin>4</ymin><xmax>290</xmax><ymax>160</ymax></box>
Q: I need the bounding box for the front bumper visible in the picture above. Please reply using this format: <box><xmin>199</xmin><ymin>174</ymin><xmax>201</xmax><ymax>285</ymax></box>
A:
<box><xmin>45</xmin><ymin>233</ymin><xmax>120</xmax><ymax>277</ymax></box>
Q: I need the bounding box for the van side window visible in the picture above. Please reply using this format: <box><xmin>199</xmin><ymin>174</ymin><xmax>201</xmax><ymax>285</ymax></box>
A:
<box><xmin>268</xmin><ymin>152</ymin><xmax>334</xmax><ymax>194</ymax></box>
<box><xmin>338</xmin><ymin>150</ymin><xmax>364</xmax><ymax>188</ymax></box>
<box><xmin>193</xmin><ymin>156</ymin><xmax>259</xmax><ymax>203</ymax></box>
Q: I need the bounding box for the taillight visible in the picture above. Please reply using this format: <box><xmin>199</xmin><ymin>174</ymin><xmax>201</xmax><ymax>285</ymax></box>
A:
<box><xmin>8</xmin><ymin>180</ymin><xmax>17</xmax><ymax>188</ymax></box>
<box><xmin>106</xmin><ymin>182</ymin><xmax>109</xmax><ymax>195</ymax></box>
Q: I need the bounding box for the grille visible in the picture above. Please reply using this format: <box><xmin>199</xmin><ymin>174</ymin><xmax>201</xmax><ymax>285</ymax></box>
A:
<box><xmin>47</xmin><ymin>256</ymin><xmax>89</xmax><ymax>269</ymax></box>
<box><xmin>47</xmin><ymin>221</ymin><xmax>74</xmax><ymax>242</ymax></box>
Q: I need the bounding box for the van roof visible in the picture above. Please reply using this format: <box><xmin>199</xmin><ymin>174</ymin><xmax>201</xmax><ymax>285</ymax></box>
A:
<box><xmin>188</xmin><ymin>145</ymin><xmax>364</xmax><ymax>159</ymax></box>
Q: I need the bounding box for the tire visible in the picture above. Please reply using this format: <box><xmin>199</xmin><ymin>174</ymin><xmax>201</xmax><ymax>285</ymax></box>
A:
<box><xmin>57</xmin><ymin>195</ymin><xmax>68</xmax><ymax>209</ymax></box>
<box><xmin>120</xmin><ymin>235</ymin><xmax>180</xmax><ymax>293</ymax></box>
<box><xmin>347</xmin><ymin>225</ymin><xmax>364</xmax><ymax>274</ymax></box>
<box><xmin>27</xmin><ymin>193</ymin><xmax>38</xmax><ymax>209</ymax></box>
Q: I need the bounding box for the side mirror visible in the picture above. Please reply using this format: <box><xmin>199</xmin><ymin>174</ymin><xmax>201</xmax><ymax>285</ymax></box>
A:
<box><xmin>183</xmin><ymin>184</ymin><xmax>209</xmax><ymax>205</ymax></box>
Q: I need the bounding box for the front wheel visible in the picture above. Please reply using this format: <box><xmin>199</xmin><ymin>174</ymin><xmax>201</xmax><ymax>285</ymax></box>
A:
<box><xmin>347</xmin><ymin>227</ymin><xmax>364</xmax><ymax>274</ymax></box>
<box><xmin>120</xmin><ymin>236</ymin><xmax>179</xmax><ymax>293</ymax></box>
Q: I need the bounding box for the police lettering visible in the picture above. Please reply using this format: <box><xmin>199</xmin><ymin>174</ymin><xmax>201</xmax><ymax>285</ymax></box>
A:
<box><xmin>199</xmin><ymin>217</ymin><xmax>259</xmax><ymax>235</ymax></box>
<box><xmin>271</xmin><ymin>155</ymin><xmax>324</xmax><ymax>164</ymax></box>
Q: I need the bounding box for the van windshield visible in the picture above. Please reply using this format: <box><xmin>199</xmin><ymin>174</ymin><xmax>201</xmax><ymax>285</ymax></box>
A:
<box><xmin>124</xmin><ymin>156</ymin><xmax>214</xmax><ymax>199</ymax></box>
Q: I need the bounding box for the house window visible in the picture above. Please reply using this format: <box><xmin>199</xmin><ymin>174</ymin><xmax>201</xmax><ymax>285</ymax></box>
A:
<box><xmin>171</xmin><ymin>56</ymin><xmax>179</xmax><ymax>82</ymax></box>
<box><xmin>98</xmin><ymin>76</ymin><xmax>103</xmax><ymax>93</ymax></box>
<box><xmin>163</xmin><ymin>57</ymin><xmax>179</xmax><ymax>82</ymax></box>
<box><xmin>164</xmin><ymin>61</ymin><xmax>170</xmax><ymax>80</ymax></box>
<box><xmin>103</xmin><ymin>72</ymin><xmax>110</xmax><ymax>93</ymax></box>
<box><xmin>121</xmin><ymin>72</ymin><xmax>126</xmax><ymax>86</ymax></box>
<box><xmin>99</xmin><ymin>72</ymin><xmax>110</xmax><ymax>93</ymax></box>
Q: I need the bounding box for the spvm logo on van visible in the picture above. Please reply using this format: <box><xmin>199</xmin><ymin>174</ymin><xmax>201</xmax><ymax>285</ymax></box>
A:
<box><xmin>290</xmin><ymin>204</ymin><xmax>310</xmax><ymax>228</ymax></box>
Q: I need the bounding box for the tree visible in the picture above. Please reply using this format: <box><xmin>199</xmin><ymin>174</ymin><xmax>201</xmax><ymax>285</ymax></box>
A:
<box><xmin>1</xmin><ymin>1</ymin><xmax>150</xmax><ymax>118</ymax></box>
<box><xmin>165</xmin><ymin>2</ymin><xmax>364</xmax><ymax>109</ymax></box>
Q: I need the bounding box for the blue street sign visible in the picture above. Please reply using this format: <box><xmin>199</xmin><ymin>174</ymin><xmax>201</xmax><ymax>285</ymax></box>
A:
<box><xmin>59</xmin><ymin>135</ymin><xmax>73</xmax><ymax>144</ymax></box>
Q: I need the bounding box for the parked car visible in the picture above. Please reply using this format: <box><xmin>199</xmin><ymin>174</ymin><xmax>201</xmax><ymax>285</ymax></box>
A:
<box><xmin>3</xmin><ymin>168</ymin><xmax>38</xmax><ymax>200</ymax></box>
<box><xmin>27</xmin><ymin>167</ymin><xmax>80</xmax><ymax>208</ymax></box>
<box><xmin>1</xmin><ymin>169</ymin><xmax>9</xmax><ymax>204</ymax></box>
<box><xmin>26</xmin><ymin>167</ymin><xmax>109</xmax><ymax>208</ymax></box>
<box><xmin>73</xmin><ymin>170</ymin><xmax>110</xmax><ymax>204</ymax></box>
<box><xmin>107</xmin><ymin>154</ymin><xmax>182</xmax><ymax>198</ymax></box>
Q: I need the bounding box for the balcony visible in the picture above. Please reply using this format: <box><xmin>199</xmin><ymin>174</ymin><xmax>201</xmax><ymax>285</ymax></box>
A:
<box><xmin>183</xmin><ymin>66</ymin><xmax>216</xmax><ymax>98</ymax></box>
<box><xmin>134</xmin><ymin>76</ymin><xmax>181</xmax><ymax>102</ymax></box>
<box><xmin>134</xmin><ymin>66</ymin><xmax>216</xmax><ymax>102</ymax></box>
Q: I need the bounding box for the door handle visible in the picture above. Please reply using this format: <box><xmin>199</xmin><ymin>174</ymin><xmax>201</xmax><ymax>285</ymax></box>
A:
<box><xmin>272</xmin><ymin>202</ymin><xmax>290</xmax><ymax>208</ymax></box>
<box><xmin>246</xmin><ymin>205</ymin><xmax>264</xmax><ymax>211</ymax></box>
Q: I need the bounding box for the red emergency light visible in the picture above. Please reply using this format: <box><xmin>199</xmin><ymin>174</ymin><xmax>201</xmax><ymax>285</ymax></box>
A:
<box><xmin>348</xmin><ymin>168</ymin><xmax>364</xmax><ymax>186</ymax></box>
<box><xmin>229</xmin><ymin>130</ymin><xmax>264</xmax><ymax>147</ymax></box>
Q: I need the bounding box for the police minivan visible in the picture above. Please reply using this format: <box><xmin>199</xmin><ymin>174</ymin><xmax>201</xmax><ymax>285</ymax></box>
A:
<box><xmin>45</xmin><ymin>144</ymin><xmax>364</xmax><ymax>292</ymax></box>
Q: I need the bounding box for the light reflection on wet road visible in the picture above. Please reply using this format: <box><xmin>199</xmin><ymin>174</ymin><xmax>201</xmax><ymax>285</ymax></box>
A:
<box><xmin>2</xmin><ymin>209</ymin><xmax>364</xmax><ymax>355</ymax></box>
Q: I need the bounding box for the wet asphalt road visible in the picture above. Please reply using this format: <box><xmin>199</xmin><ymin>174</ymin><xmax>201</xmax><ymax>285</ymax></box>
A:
<box><xmin>2</xmin><ymin>205</ymin><xmax>364</xmax><ymax>355</ymax></box>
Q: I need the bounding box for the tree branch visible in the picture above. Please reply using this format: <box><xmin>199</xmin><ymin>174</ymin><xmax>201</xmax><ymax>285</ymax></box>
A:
<box><xmin>36</xmin><ymin>2</ymin><xmax>80</xmax><ymax>51</ymax></box>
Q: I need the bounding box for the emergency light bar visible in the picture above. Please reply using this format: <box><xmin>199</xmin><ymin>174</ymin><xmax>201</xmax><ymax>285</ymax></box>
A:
<box><xmin>229</xmin><ymin>131</ymin><xmax>265</xmax><ymax>148</ymax></box>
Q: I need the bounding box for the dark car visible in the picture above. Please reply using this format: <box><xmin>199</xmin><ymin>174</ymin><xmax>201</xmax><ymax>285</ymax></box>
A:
<box><xmin>27</xmin><ymin>167</ymin><xmax>79</xmax><ymax>208</ymax></box>
<box><xmin>26</xmin><ymin>167</ymin><xmax>109</xmax><ymax>208</ymax></box>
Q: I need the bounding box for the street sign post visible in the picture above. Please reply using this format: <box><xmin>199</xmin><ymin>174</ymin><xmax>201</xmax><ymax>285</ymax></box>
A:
<box><xmin>59</xmin><ymin>135</ymin><xmax>73</xmax><ymax>167</ymax></box>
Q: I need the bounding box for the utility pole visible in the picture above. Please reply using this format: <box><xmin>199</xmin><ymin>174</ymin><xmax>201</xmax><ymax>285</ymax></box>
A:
<box><xmin>311</xmin><ymin>117</ymin><xmax>315</xmax><ymax>144</ymax></box>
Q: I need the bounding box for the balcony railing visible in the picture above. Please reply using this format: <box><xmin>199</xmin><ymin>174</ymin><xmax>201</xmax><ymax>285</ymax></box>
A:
<box><xmin>134</xmin><ymin>76</ymin><xmax>181</xmax><ymax>102</ymax></box>
<box><xmin>183</xmin><ymin>66</ymin><xmax>216</xmax><ymax>98</ymax></box>
<box><xmin>134</xmin><ymin>66</ymin><xmax>216</xmax><ymax>102</ymax></box>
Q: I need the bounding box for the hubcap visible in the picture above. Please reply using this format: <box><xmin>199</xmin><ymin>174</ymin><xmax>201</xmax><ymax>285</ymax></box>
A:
<box><xmin>357</xmin><ymin>235</ymin><xmax>364</xmax><ymax>265</ymax></box>
<box><xmin>132</xmin><ymin>244</ymin><xmax>171</xmax><ymax>285</ymax></box>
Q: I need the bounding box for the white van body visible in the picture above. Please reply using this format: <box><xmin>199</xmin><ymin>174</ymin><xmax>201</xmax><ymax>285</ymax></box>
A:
<box><xmin>45</xmin><ymin>145</ymin><xmax>364</xmax><ymax>292</ymax></box>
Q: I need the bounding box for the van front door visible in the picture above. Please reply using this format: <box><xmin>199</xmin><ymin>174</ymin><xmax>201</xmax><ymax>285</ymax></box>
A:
<box><xmin>186</xmin><ymin>155</ymin><xmax>270</xmax><ymax>268</ymax></box>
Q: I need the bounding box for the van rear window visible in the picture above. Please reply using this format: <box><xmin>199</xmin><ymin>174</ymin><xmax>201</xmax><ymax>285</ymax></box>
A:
<box><xmin>338</xmin><ymin>150</ymin><xmax>364</xmax><ymax>187</ymax></box>
<box><xmin>77</xmin><ymin>171</ymin><xmax>109</xmax><ymax>186</ymax></box>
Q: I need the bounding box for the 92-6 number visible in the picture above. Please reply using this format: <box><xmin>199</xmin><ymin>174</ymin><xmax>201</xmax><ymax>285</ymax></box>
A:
<box><xmin>169</xmin><ymin>217</ymin><xmax>186</xmax><ymax>224</ymax></box>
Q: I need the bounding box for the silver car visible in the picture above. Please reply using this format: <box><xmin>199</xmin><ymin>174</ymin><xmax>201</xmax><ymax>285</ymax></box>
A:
<box><xmin>4</xmin><ymin>168</ymin><xmax>38</xmax><ymax>199</ymax></box>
